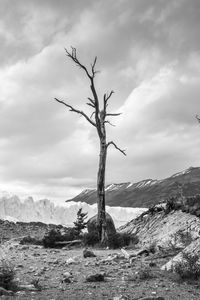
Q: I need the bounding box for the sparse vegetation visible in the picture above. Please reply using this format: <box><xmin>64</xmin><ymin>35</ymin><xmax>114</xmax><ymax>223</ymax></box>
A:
<box><xmin>82</xmin><ymin>232</ymin><xmax>100</xmax><ymax>247</ymax></box>
<box><xmin>82</xmin><ymin>231</ymin><xmax>134</xmax><ymax>249</ymax></box>
<box><xmin>0</xmin><ymin>259</ymin><xmax>17</xmax><ymax>291</ymax></box>
<box><xmin>137</xmin><ymin>265</ymin><xmax>153</xmax><ymax>280</ymax></box>
<box><xmin>19</xmin><ymin>235</ymin><xmax>43</xmax><ymax>246</ymax></box>
<box><xmin>174</xmin><ymin>252</ymin><xmax>200</xmax><ymax>280</ymax></box>
<box><xmin>31</xmin><ymin>278</ymin><xmax>42</xmax><ymax>291</ymax></box>
<box><xmin>165</xmin><ymin>196</ymin><xmax>177</xmax><ymax>214</ymax></box>
<box><xmin>42</xmin><ymin>228</ymin><xmax>77</xmax><ymax>248</ymax></box>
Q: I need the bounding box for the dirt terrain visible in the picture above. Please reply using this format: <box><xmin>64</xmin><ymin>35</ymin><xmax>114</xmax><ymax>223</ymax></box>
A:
<box><xmin>0</xmin><ymin>240</ymin><xmax>200</xmax><ymax>300</ymax></box>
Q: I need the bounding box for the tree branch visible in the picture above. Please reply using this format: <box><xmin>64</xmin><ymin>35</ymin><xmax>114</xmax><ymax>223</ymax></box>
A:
<box><xmin>64</xmin><ymin>47</ymin><xmax>101</xmax><ymax>135</ymax></box>
<box><xmin>103</xmin><ymin>91</ymin><xmax>114</xmax><ymax>113</ymax></box>
<box><xmin>91</xmin><ymin>57</ymin><xmax>99</xmax><ymax>77</ymax></box>
<box><xmin>196</xmin><ymin>115</ymin><xmax>200</xmax><ymax>123</ymax></box>
<box><xmin>86</xmin><ymin>102</ymin><xmax>95</xmax><ymax>108</ymax></box>
<box><xmin>65</xmin><ymin>47</ymin><xmax>92</xmax><ymax>79</ymax></box>
<box><xmin>104</xmin><ymin>120</ymin><xmax>115</xmax><ymax>127</ymax></box>
<box><xmin>107</xmin><ymin>141</ymin><xmax>126</xmax><ymax>155</ymax></box>
<box><xmin>54</xmin><ymin>98</ymin><xmax>96</xmax><ymax>127</ymax></box>
<box><xmin>106</xmin><ymin>112</ymin><xmax>122</xmax><ymax>117</ymax></box>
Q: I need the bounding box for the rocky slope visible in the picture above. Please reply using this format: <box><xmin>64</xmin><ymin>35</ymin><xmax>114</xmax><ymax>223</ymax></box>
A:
<box><xmin>67</xmin><ymin>167</ymin><xmax>200</xmax><ymax>207</ymax></box>
<box><xmin>119</xmin><ymin>206</ymin><xmax>200</xmax><ymax>271</ymax></box>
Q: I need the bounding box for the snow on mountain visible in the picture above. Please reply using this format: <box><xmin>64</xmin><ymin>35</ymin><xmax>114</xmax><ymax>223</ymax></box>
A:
<box><xmin>68</xmin><ymin>167</ymin><xmax>200</xmax><ymax>208</ymax></box>
<box><xmin>0</xmin><ymin>192</ymin><xmax>146</xmax><ymax>228</ymax></box>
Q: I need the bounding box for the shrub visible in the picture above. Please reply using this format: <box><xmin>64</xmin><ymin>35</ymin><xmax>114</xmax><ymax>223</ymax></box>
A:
<box><xmin>82</xmin><ymin>232</ymin><xmax>100</xmax><ymax>247</ymax></box>
<box><xmin>174</xmin><ymin>252</ymin><xmax>200</xmax><ymax>280</ymax></box>
<box><xmin>42</xmin><ymin>228</ymin><xmax>77</xmax><ymax>248</ymax></box>
<box><xmin>165</xmin><ymin>196</ymin><xmax>177</xmax><ymax>214</ymax></box>
<box><xmin>83</xmin><ymin>231</ymin><xmax>136</xmax><ymax>249</ymax></box>
<box><xmin>0</xmin><ymin>259</ymin><xmax>17</xmax><ymax>291</ymax></box>
<box><xmin>138</xmin><ymin>265</ymin><xmax>153</xmax><ymax>280</ymax></box>
<box><xmin>107</xmin><ymin>232</ymin><xmax>133</xmax><ymax>249</ymax></box>
<box><xmin>19</xmin><ymin>235</ymin><xmax>43</xmax><ymax>246</ymax></box>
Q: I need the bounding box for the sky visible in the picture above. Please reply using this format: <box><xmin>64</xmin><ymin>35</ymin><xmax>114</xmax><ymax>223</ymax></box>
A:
<box><xmin>0</xmin><ymin>0</ymin><xmax>200</xmax><ymax>202</ymax></box>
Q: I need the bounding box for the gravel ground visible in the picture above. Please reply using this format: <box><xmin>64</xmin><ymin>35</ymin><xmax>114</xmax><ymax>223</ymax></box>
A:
<box><xmin>1</xmin><ymin>242</ymin><xmax>200</xmax><ymax>300</ymax></box>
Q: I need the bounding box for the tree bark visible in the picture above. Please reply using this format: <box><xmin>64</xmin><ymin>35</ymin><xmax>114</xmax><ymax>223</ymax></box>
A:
<box><xmin>97</xmin><ymin>138</ymin><xmax>107</xmax><ymax>243</ymax></box>
<box><xmin>97</xmin><ymin>112</ymin><xmax>108</xmax><ymax>243</ymax></box>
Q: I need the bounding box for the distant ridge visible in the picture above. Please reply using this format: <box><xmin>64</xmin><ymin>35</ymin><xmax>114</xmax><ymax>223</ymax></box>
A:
<box><xmin>66</xmin><ymin>167</ymin><xmax>200</xmax><ymax>208</ymax></box>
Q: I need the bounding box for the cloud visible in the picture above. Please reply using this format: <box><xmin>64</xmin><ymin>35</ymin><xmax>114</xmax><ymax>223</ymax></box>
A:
<box><xmin>0</xmin><ymin>0</ymin><xmax>200</xmax><ymax>201</ymax></box>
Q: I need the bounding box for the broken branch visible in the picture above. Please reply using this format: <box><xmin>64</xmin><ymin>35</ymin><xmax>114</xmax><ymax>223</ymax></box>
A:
<box><xmin>106</xmin><ymin>112</ymin><xmax>122</xmax><ymax>117</ymax></box>
<box><xmin>54</xmin><ymin>98</ymin><xmax>96</xmax><ymax>127</ymax></box>
<box><xmin>107</xmin><ymin>141</ymin><xmax>126</xmax><ymax>155</ymax></box>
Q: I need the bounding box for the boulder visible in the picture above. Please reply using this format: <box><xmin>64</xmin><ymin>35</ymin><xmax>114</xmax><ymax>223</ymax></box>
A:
<box><xmin>85</xmin><ymin>273</ymin><xmax>105</xmax><ymax>282</ymax></box>
<box><xmin>83</xmin><ymin>248</ymin><xmax>96</xmax><ymax>258</ymax></box>
<box><xmin>87</xmin><ymin>213</ymin><xmax>116</xmax><ymax>236</ymax></box>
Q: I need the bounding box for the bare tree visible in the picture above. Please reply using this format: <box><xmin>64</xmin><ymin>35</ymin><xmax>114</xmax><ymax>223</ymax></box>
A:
<box><xmin>55</xmin><ymin>47</ymin><xmax>126</xmax><ymax>244</ymax></box>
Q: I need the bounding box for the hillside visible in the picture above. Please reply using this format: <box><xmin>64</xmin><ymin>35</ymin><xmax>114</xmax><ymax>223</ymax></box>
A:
<box><xmin>66</xmin><ymin>167</ymin><xmax>200</xmax><ymax>207</ymax></box>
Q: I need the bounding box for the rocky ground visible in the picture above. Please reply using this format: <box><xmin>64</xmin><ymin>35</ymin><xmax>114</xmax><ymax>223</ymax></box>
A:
<box><xmin>0</xmin><ymin>240</ymin><xmax>200</xmax><ymax>299</ymax></box>
<box><xmin>1</xmin><ymin>208</ymin><xmax>200</xmax><ymax>300</ymax></box>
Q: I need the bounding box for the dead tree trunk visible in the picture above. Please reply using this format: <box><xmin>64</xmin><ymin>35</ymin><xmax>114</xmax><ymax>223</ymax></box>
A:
<box><xmin>54</xmin><ymin>47</ymin><xmax>126</xmax><ymax>244</ymax></box>
<box><xmin>97</xmin><ymin>111</ymin><xmax>107</xmax><ymax>243</ymax></box>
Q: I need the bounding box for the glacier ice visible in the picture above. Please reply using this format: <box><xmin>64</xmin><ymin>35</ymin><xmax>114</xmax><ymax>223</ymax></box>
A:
<box><xmin>0</xmin><ymin>192</ymin><xmax>147</xmax><ymax>228</ymax></box>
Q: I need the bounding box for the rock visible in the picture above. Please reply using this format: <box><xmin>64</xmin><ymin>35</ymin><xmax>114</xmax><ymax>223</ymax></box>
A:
<box><xmin>83</xmin><ymin>248</ymin><xmax>96</xmax><ymax>258</ymax></box>
<box><xmin>18</xmin><ymin>284</ymin><xmax>38</xmax><ymax>291</ymax></box>
<box><xmin>65</xmin><ymin>257</ymin><xmax>78</xmax><ymax>265</ymax></box>
<box><xmin>86</xmin><ymin>273</ymin><xmax>105</xmax><ymax>282</ymax></box>
<box><xmin>149</xmin><ymin>262</ymin><xmax>157</xmax><ymax>267</ymax></box>
<box><xmin>63</xmin><ymin>277</ymin><xmax>71</xmax><ymax>283</ymax></box>
<box><xmin>0</xmin><ymin>287</ymin><xmax>14</xmax><ymax>296</ymax></box>
<box><xmin>63</xmin><ymin>271</ymin><xmax>72</xmax><ymax>279</ymax></box>
<box><xmin>136</xmin><ymin>249</ymin><xmax>150</xmax><ymax>256</ymax></box>
<box><xmin>20</xmin><ymin>245</ymin><xmax>29</xmax><ymax>250</ymax></box>
<box><xmin>87</xmin><ymin>213</ymin><xmax>116</xmax><ymax>236</ymax></box>
<box><xmin>139</xmin><ymin>297</ymin><xmax>164</xmax><ymax>300</ymax></box>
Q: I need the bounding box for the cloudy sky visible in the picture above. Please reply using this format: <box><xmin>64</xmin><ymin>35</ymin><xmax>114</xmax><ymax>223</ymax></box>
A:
<box><xmin>1</xmin><ymin>0</ymin><xmax>200</xmax><ymax>202</ymax></box>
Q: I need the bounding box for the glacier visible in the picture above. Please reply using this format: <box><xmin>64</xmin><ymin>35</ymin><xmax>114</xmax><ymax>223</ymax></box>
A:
<box><xmin>0</xmin><ymin>191</ymin><xmax>147</xmax><ymax>228</ymax></box>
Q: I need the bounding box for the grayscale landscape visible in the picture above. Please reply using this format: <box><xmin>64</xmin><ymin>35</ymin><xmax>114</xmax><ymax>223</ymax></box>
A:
<box><xmin>1</xmin><ymin>1</ymin><xmax>200</xmax><ymax>299</ymax></box>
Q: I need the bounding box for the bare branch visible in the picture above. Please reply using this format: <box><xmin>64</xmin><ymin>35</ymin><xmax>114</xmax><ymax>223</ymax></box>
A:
<box><xmin>64</xmin><ymin>47</ymin><xmax>101</xmax><ymax>129</ymax></box>
<box><xmin>106</xmin><ymin>90</ymin><xmax>114</xmax><ymax>102</ymax></box>
<box><xmin>106</xmin><ymin>112</ymin><xmax>122</xmax><ymax>117</ymax></box>
<box><xmin>91</xmin><ymin>56</ymin><xmax>98</xmax><ymax>77</ymax></box>
<box><xmin>88</xmin><ymin>97</ymin><xmax>95</xmax><ymax>105</ymax></box>
<box><xmin>103</xmin><ymin>91</ymin><xmax>114</xmax><ymax>112</ymax></box>
<box><xmin>54</xmin><ymin>98</ymin><xmax>96</xmax><ymax>127</ymax></box>
<box><xmin>90</xmin><ymin>111</ymin><xmax>95</xmax><ymax>119</ymax></box>
<box><xmin>86</xmin><ymin>102</ymin><xmax>95</xmax><ymax>108</ymax></box>
<box><xmin>107</xmin><ymin>141</ymin><xmax>126</xmax><ymax>156</ymax></box>
<box><xmin>65</xmin><ymin>47</ymin><xmax>92</xmax><ymax>79</ymax></box>
<box><xmin>104</xmin><ymin>120</ymin><xmax>115</xmax><ymax>127</ymax></box>
<box><xmin>196</xmin><ymin>115</ymin><xmax>200</xmax><ymax>123</ymax></box>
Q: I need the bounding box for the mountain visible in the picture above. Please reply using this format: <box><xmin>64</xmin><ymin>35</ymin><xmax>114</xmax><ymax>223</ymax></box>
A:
<box><xmin>0</xmin><ymin>192</ymin><xmax>146</xmax><ymax>228</ymax></box>
<box><xmin>66</xmin><ymin>167</ymin><xmax>200</xmax><ymax>208</ymax></box>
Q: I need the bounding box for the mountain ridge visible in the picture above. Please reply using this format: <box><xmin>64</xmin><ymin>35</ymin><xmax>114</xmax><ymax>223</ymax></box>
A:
<box><xmin>66</xmin><ymin>166</ymin><xmax>200</xmax><ymax>208</ymax></box>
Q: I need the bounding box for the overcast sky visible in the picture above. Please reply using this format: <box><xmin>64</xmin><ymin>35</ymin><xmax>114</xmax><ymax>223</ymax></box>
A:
<box><xmin>1</xmin><ymin>0</ymin><xmax>200</xmax><ymax>201</ymax></box>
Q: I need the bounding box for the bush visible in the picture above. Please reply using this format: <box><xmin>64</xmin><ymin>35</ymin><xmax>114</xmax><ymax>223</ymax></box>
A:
<box><xmin>174</xmin><ymin>252</ymin><xmax>200</xmax><ymax>280</ymax></box>
<box><xmin>165</xmin><ymin>196</ymin><xmax>177</xmax><ymax>214</ymax></box>
<box><xmin>82</xmin><ymin>232</ymin><xmax>100</xmax><ymax>247</ymax></box>
<box><xmin>42</xmin><ymin>228</ymin><xmax>77</xmax><ymax>248</ymax></box>
<box><xmin>107</xmin><ymin>232</ymin><xmax>134</xmax><ymax>249</ymax></box>
<box><xmin>19</xmin><ymin>235</ymin><xmax>43</xmax><ymax>246</ymax></box>
<box><xmin>0</xmin><ymin>259</ymin><xmax>17</xmax><ymax>291</ymax></box>
<box><xmin>138</xmin><ymin>265</ymin><xmax>153</xmax><ymax>280</ymax></box>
